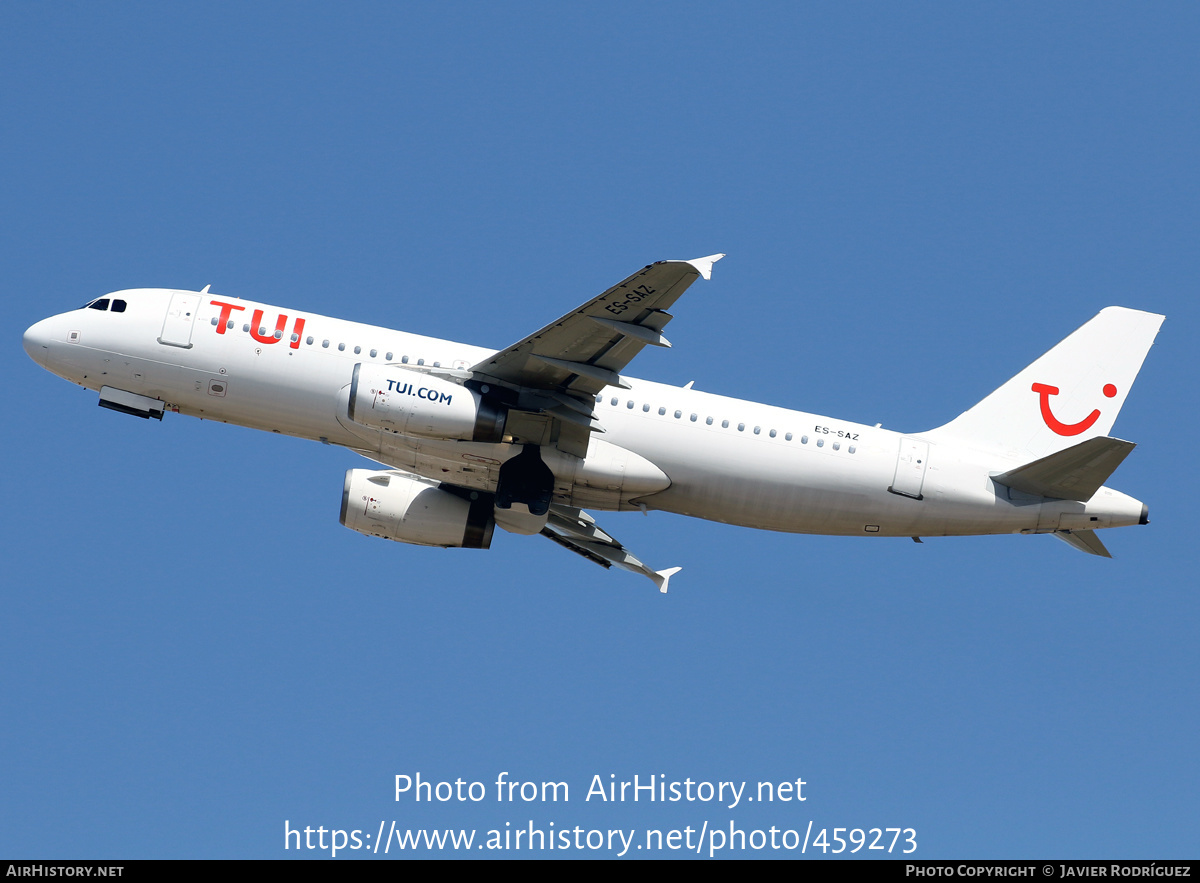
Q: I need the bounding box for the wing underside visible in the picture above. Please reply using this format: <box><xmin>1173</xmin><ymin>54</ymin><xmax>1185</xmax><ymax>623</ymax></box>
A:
<box><xmin>381</xmin><ymin>256</ymin><xmax>724</xmax><ymax>591</ymax></box>
<box><xmin>541</xmin><ymin>505</ymin><xmax>681</xmax><ymax>593</ymax></box>
<box><xmin>468</xmin><ymin>256</ymin><xmax>722</xmax><ymax>457</ymax></box>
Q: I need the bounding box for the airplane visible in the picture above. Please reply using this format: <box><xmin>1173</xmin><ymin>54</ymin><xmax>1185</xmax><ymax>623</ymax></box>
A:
<box><xmin>22</xmin><ymin>255</ymin><xmax>1164</xmax><ymax>592</ymax></box>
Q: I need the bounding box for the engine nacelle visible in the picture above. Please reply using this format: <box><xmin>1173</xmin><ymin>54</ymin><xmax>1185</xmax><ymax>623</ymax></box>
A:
<box><xmin>340</xmin><ymin>469</ymin><xmax>494</xmax><ymax>549</ymax></box>
<box><xmin>347</xmin><ymin>363</ymin><xmax>507</xmax><ymax>442</ymax></box>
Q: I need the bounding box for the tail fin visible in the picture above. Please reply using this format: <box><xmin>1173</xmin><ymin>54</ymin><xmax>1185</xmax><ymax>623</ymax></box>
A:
<box><xmin>926</xmin><ymin>307</ymin><xmax>1164</xmax><ymax>460</ymax></box>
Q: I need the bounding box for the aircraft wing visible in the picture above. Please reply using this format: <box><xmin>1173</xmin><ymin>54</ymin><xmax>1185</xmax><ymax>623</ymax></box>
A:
<box><xmin>468</xmin><ymin>255</ymin><xmax>722</xmax><ymax>457</ymax></box>
<box><xmin>541</xmin><ymin>505</ymin><xmax>681</xmax><ymax>593</ymax></box>
<box><xmin>470</xmin><ymin>254</ymin><xmax>723</xmax><ymax>398</ymax></box>
<box><xmin>463</xmin><ymin>256</ymin><xmax>720</xmax><ymax>582</ymax></box>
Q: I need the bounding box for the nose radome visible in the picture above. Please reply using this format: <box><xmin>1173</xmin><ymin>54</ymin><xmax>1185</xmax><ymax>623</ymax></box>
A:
<box><xmin>23</xmin><ymin>317</ymin><xmax>54</xmax><ymax>364</ymax></box>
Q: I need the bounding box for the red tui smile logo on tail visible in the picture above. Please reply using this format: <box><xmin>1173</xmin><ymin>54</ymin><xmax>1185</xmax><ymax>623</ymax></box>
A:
<box><xmin>1032</xmin><ymin>382</ymin><xmax>1118</xmax><ymax>436</ymax></box>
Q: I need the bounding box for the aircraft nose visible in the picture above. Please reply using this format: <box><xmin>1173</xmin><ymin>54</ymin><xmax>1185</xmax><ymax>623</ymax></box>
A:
<box><xmin>23</xmin><ymin>317</ymin><xmax>55</xmax><ymax>366</ymax></box>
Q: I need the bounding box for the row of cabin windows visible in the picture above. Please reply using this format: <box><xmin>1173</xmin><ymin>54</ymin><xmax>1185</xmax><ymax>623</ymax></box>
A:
<box><xmin>209</xmin><ymin>317</ymin><xmax>442</xmax><ymax>366</ymax></box>
<box><xmin>201</xmin><ymin>313</ymin><xmax>853</xmax><ymax>452</ymax></box>
<box><xmin>597</xmin><ymin>394</ymin><xmax>857</xmax><ymax>454</ymax></box>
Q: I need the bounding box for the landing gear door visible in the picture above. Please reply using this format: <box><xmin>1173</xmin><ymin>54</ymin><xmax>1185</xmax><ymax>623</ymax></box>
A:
<box><xmin>159</xmin><ymin>291</ymin><xmax>201</xmax><ymax>349</ymax></box>
<box><xmin>889</xmin><ymin>437</ymin><xmax>929</xmax><ymax>500</ymax></box>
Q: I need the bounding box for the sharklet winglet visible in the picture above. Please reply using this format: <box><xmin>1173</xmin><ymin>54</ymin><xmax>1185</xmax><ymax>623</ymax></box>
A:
<box><xmin>653</xmin><ymin>566</ymin><xmax>682</xmax><ymax>594</ymax></box>
<box><xmin>685</xmin><ymin>254</ymin><xmax>725</xmax><ymax>281</ymax></box>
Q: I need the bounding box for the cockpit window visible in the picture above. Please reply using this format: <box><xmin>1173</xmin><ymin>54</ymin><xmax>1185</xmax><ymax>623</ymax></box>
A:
<box><xmin>80</xmin><ymin>297</ymin><xmax>128</xmax><ymax>313</ymax></box>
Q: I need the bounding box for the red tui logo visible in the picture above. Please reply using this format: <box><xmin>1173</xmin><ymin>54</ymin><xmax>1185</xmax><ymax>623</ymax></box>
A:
<box><xmin>1032</xmin><ymin>382</ymin><xmax>1117</xmax><ymax>436</ymax></box>
<box><xmin>211</xmin><ymin>300</ymin><xmax>305</xmax><ymax>349</ymax></box>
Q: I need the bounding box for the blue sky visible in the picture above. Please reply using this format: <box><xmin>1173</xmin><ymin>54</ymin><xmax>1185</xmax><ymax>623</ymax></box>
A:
<box><xmin>2</xmin><ymin>2</ymin><xmax>1197</xmax><ymax>859</ymax></box>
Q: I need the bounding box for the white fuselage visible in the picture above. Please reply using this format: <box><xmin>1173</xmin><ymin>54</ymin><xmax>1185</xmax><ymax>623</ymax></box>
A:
<box><xmin>23</xmin><ymin>288</ymin><xmax>1147</xmax><ymax>541</ymax></box>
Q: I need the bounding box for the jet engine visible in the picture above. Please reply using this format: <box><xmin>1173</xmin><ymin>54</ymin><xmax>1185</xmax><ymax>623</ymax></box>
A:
<box><xmin>340</xmin><ymin>469</ymin><xmax>494</xmax><ymax>549</ymax></box>
<box><xmin>348</xmin><ymin>364</ymin><xmax>506</xmax><ymax>442</ymax></box>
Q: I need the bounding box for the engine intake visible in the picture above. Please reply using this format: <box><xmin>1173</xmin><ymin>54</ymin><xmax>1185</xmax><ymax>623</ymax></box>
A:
<box><xmin>348</xmin><ymin>363</ymin><xmax>506</xmax><ymax>442</ymax></box>
<box><xmin>340</xmin><ymin>469</ymin><xmax>494</xmax><ymax>549</ymax></box>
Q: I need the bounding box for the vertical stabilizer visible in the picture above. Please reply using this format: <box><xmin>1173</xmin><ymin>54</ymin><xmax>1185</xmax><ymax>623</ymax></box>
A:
<box><xmin>926</xmin><ymin>307</ymin><xmax>1163</xmax><ymax>460</ymax></box>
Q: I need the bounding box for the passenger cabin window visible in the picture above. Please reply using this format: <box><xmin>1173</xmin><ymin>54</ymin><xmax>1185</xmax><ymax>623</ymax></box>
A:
<box><xmin>642</xmin><ymin>404</ymin><xmax>650</xmax><ymax>412</ymax></box>
<box><xmin>370</xmin><ymin>349</ymin><xmax>377</xmax><ymax>358</ymax></box>
<box><xmin>322</xmin><ymin>340</ymin><xmax>330</xmax><ymax>348</ymax></box>
<box><xmin>338</xmin><ymin>343</ymin><xmax>346</xmax><ymax>351</ymax></box>
<box><xmin>658</xmin><ymin>407</ymin><xmax>666</xmax><ymax>416</ymax></box>
<box><xmin>386</xmin><ymin>352</ymin><xmax>393</xmax><ymax>361</ymax></box>
<box><xmin>402</xmin><ymin>355</ymin><xmax>409</xmax><ymax>364</ymax></box>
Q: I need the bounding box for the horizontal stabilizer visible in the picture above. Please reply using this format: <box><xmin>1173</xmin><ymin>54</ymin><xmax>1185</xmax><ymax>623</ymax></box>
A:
<box><xmin>993</xmin><ymin>436</ymin><xmax>1135</xmax><ymax>501</ymax></box>
<box><xmin>1052</xmin><ymin>529</ymin><xmax>1112</xmax><ymax>558</ymax></box>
